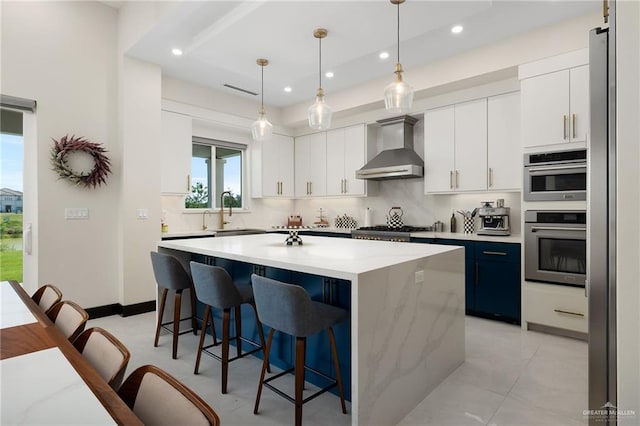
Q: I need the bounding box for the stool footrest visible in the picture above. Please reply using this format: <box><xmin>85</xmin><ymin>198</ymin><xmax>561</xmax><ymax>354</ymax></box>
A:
<box><xmin>201</xmin><ymin>336</ymin><xmax>263</xmax><ymax>363</ymax></box>
<box><xmin>263</xmin><ymin>365</ymin><xmax>338</xmax><ymax>405</ymax></box>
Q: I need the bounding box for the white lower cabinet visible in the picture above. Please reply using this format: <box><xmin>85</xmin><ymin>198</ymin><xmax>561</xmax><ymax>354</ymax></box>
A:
<box><xmin>523</xmin><ymin>282</ymin><xmax>587</xmax><ymax>334</ymax></box>
<box><xmin>161</xmin><ymin>110</ymin><xmax>192</xmax><ymax>194</ymax></box>
<box><xmin>251</xmin><ymin>133</ymin><xmax>294</xmax><ymax>198</ymax></box>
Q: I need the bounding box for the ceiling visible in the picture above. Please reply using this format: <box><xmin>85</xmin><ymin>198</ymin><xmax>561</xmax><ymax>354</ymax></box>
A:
<box><xmin>124</xmin><ymin>0</ymin><xmax>600</xmax><ymax>109</ymax></box>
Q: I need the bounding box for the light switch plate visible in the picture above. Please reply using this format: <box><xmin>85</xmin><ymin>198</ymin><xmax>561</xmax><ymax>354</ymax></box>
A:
<box><xmin>137</xmin><ymin>209</ymin><xmax>149</xmax><ymax>219</ymax></box>
<box><xmin>65</xmin><ymin>208</ymin><xmax>89</xmax><ymax>220</ymax></box>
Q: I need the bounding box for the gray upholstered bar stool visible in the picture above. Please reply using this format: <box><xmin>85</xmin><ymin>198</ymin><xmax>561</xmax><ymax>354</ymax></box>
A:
<box><xmin>251</xmin><ymin>274</ymin><xmax>348</xmax><ymax>426</ymax></box>
<box><xmin>190</xmin><ymin>262</ymin><xmax>268</xmax><ymax>394</ymax></box>
<box><xmin>150</xmin><ymin>251</ymin><xmax>198</xmax><ymax>359</ymax></box>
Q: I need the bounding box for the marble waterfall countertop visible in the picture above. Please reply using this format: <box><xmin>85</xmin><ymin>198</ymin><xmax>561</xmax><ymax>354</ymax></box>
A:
<box><xmin>158</xmin><ymin>233</ymin><xmax>465</xmax><ymax>425</ymax></box>
<box><xmin>158</xmin><ymin>233</ymin><xmax>461</xmax><ymax>280</ymax></box>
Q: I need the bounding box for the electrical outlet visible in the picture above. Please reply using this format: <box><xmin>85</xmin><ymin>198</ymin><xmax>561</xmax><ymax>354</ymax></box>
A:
<box><xmin>137</xmin><ymin>209</ymin><xmax>149</xmax><ymax>219</ymax></box>
<box><xmin>415</xmin><ymin>270</ymin><xmax>424</xmax><ymax>284</ymax></box>
<box><xmin>65</xmin><ymin>208</ymin><xmax>89</xmax><ymax>220</ymax></box>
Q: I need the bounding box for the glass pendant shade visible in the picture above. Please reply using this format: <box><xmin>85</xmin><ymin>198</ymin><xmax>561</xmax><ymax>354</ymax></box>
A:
<box><xmin>308</xmin><ymin>89</ymin><xmax>332</xmax><ymax>130</ymax></box>
<box><xmin>384</xmin><ymin>69</ymin><xmax>414</xmax><ymax>113</ymax></box>
<box><xmin>252</xmin><ymin>58</ymin><xmax>271</xmax><ymax>142</ymax></box>
<box><xmin>385</xmin><ymin>0</ymin><xmax>413</xmax><ymax>113</ymax></box>
<box><xmin>251</xmin><ymin>108</ymin><xmax>273</xmax><ymax>141</ymax></box>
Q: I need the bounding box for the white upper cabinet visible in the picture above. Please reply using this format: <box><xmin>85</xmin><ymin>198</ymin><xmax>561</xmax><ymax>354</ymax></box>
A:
<box><xmin>326</xmin><ymin>124</ymin><xmax>366</xmax><ymax>197</ymax></box>
<box><xmin>294</xmin><ymin>133</ymin><xmax>327</xmax><ymax>197</ymax></box>
<box><xmin>161</xmin><ymin>110</ymin><xmax>192</xmax><ymax>194</ymax></box>
<box><xmin>424</xmin><ymin>99</ymin><xmax>487</xmax><ymax>193</ymax></box>
<box><xmin>520</xmin><ymin>50</ymin><xmax>589</xmax><ymax>148</ymax></box>
<box><xmin>425</xmin><ymin>94</ymin><xmax>521</xmax><ymax>193</ymax></box>
<box><xmin>424</xmin><ymin>106</ymin><xmax>455</xmax><ymax>192</ymax></box>
<box><xmin>251</xmin><ymin>133</ymin><xmax>294</xmax><ymax>198</ymax></box>
<box><xmin>454</xmin><ymin>99</ymin><xmax>487</xmax><ymax>192</ymax></box>
<box><xmin>487</xmin><ymin>92</ymin><xmax>521</xmax><ymax>191</ymax></box>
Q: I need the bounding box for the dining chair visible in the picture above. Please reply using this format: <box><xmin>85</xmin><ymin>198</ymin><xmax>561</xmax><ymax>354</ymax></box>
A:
<box><xmin>118</xmin><ymin>365</ymin><xmax>220</xmax><ymax>426</ymax></box>
<box><xmin>47</xmin><ymin>300</ymin><xmax>89</xmax><ymax>342</ymax></box>
<box><xmin>73</xmin><ymin>327</ymin><xmax>131</xmax><ymax>390</ymax></box>
<box><xmin>31</xmin><ymin>284</ymin><xmax>63</xmax><ymax>313</ymax></box>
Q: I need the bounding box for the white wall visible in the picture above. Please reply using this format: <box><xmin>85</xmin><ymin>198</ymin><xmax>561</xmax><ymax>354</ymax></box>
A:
<box><xmin>1</xmin><ymin>1</ymin><xmax>121</xmax><ymax>307</ymax></box>
<box><xmin>616</xmin><ymin>0</ymin><xmax>640</xmax><ymax>422</ymax></box>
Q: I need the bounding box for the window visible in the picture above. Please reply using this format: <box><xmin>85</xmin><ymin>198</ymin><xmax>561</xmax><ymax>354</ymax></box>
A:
<box><xmin>185</xmin><ymin>138</ymin><xmax>244</xmax><ymax>209</ymax></box>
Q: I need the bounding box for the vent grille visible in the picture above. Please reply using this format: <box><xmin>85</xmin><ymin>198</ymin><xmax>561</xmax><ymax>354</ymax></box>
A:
<box><xmin>223</xmin><ymin>84</ymin><xmax>258</xmax><ymax>96</ymax></box>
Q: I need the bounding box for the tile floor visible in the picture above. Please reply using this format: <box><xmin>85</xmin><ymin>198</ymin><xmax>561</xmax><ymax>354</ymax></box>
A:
<box><xmin>89</xmin><ymin>313</ymin><xmax>587</xmax><ymax>425</ymax></box>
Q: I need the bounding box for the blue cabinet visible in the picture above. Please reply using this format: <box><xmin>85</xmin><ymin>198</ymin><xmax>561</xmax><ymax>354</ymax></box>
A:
<box><xmin>411</xmin><ymin>238</ymin><xmax>521</xmax><ymax>324</ymax></box>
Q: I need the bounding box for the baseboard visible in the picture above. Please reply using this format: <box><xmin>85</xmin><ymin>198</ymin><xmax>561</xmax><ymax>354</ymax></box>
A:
<box><xmin>86</xmin><ymin>300</ymin><xmax>156</xmax><ymax>319</ymax></box>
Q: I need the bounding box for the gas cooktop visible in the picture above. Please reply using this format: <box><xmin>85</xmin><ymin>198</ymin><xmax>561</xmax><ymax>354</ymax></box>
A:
<box><xmin>351</xmin><ymin>225</ymin><xmax>433</xmax><ymax>242</ymax></box>
<box><xmin>356</xmin><ymin>226</ymin><xmax>433</xmax><ymax>233</ymax></box>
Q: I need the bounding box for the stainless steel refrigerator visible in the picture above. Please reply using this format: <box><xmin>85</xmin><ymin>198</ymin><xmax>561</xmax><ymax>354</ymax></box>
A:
<box><xmin>588</xmin><ymin>3</ymin><xmax>617</xmax><ymax>424</ymax></box>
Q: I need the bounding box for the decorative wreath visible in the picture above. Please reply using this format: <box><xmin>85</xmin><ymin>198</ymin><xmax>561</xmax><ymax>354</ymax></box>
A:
<box><xmin>50</xmin><ymin>135</ymin><xmax>112</xmax><ymax>188</ymax></box>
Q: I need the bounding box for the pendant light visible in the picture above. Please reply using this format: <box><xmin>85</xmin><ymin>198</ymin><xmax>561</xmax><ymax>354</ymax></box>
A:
<box><xmin>251</xmin><ymin>58</ymin><xmax>273</xmax><ymax>141</ymax></box>
<box><xmin>384</xmin><ymin>0</ymin><xmax>414</xmax><ymax>113</ymax></box>
<box><xmin>308</xmin><ymin>28</ymin><xmax>332</xmax><ymax>130</ymax></box>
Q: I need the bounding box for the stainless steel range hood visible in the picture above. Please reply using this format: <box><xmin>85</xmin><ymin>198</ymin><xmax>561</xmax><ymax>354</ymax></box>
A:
<box><xmin>356</xmin><ymin>115</ymin><xmax>423</xmax><ymax>180</ymax></box>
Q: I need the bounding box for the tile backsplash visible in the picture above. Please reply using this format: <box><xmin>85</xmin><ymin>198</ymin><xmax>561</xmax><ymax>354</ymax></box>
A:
<box><xmin>161</xmin><ymin>179</ymin><xmax>521</xmax><ymax>236</ymax></box>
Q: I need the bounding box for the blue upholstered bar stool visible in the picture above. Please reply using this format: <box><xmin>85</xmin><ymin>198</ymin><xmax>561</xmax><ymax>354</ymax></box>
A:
<box><xmin>190</xmin><ymin>262</ymin><xmax>268</xmax><ymax>394</ymax></box>
<box><xmin>251</xmin><ymin>274</ymin><xmax>348</xmax><ymax>426</ymax></box>
<box><xmin>150</xmin><ymin>252</ymin><xmax>198</xmax><ymax>359</ymax></box>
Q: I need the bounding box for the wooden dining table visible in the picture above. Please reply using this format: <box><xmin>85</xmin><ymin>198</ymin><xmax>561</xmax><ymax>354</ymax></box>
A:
<box><xmin>0</xmin><ymin>280</ymin><xmax>142</xmax><ymax>425</ymax></box>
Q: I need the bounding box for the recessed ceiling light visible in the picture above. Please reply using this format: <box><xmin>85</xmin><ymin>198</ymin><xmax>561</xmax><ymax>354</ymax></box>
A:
<box><xmin>284</xmin><ymin>86</ymin><xmax>292</xmax><ymax>93</ymax></box>
<box><xmin>325</xmin><ymin>71</ymin><xmax>334</xmax><ymax>78</ymax></box>
<box><xmin>379</xmin><ymin>51</ymin><xmax>390</xmax><ymax>60</ymax></box>
<box><xmin>451</xmin><ymin>25</ymin><xmax>463</xmax><ymax>34</ymax></box>
<box><xmin>171</xmin><ymin>48</ymin><xmax>183</xmax><ymax>56</ymax></box>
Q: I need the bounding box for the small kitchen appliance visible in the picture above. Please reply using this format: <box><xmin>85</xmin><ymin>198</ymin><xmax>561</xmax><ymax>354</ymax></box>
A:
<box><xmin>477</xmin><ymin>201</ymin><xmax>511</xmax><ymax>236</ymax></box>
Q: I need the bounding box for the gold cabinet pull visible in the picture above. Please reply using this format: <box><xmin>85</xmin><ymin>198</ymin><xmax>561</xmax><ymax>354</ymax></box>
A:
<box><xmin>450</xmin><ymin>171</ymin><xmax>453</xmax><ymax>189</ymax></box>
<box><xmin>455</xmin><ymin>170</ymin><xmax>459</xmax><ymax>189</ymax></box>
<box><xmin>309</xmin><ymin>181</ymin><xmax>312</xmax><ymax>195</ymax></box>
<box><xmin>187</xmin><ymin>174</ymin><xmax>191</xmax><ymax>192</ymax></box>
<box><xmin>572</xmin><ymin>113</ymin><xmax>577</xmax><ymax>139</ymax></box>
<box><xmin>563</xmin><ymin>115</ymin><xmax>568</xmax><ymax>140</ymax></box>
<box><xmin>488</xmin><ymin>168</ymin><xmax>493</xmax><ymax>187</ymax></box>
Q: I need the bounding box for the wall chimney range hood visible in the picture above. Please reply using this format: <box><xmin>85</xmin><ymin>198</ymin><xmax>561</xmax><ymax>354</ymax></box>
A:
<box><xmin>356</xmin><ymin>115</ymin><xmax>423</xmax><ymax>180</ymax></box>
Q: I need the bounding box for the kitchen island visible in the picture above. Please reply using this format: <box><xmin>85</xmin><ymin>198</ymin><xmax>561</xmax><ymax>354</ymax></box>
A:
<box><xmin>158</xmin><ymin>233</ymin><xmax>465</xmax><ymax>425</ymax></box>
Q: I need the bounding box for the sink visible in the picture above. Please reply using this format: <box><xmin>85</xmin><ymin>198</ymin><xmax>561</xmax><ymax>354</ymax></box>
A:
<box><xmin>213</xmin><ymin>228</ymin><xmax>266</xmax><ymax>237</ymax></box>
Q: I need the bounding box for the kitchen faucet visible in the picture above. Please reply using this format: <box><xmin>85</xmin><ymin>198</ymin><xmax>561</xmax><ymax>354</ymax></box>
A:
<box><xmin>219</xmin><ymin>191</ymin><xmax>233</xmax><ymax>229</ymax></box>
<box><xmin>202</xmin><ymin>210</ymin><xmax>211</xmax><ymax>230</ymax></box>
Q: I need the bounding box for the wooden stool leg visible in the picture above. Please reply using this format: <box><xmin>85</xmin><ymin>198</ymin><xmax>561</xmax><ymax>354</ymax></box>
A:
<box><xmin>221</xmin><ymin>308</ymin><xmax>230</xmax><ymax>394</ymax></box>
<box><xmin>194</xmin><ymin>305</ymin><xmax>211</xmax><ymax>374</ymax></box>
<box><xmin>209</xmin><ymin>307</ymin><xmax>218</xmax><ymax>345</ymax></box>
<box><xmin>295</xmin><ymin>336</ymin><xmax>306</xmax><ymax>426</ymax></box>
<box><xmin>328</xmin><ymin>327</ymin><xmax>347</xmax><ymax>414</ymax></box>
<box><xmin>189</xmin><ymin>286</ymin><xmax>198</xmax><ymax>335</ymax></box>
<box><xmin>154</xmin><ymin>288</ymin><xmax>168</xmax><ymax>347</ymax></box>
<box><xmin>235</xmin><ymin>305</ymin><xmax>242</xmax><ymax>358</ymax></box>
<box><xmin>173</xmin><ymin>290</ymin><xmax>182</xmax><ymax>359</ymax></box>
<box><xmin>251</xmin><ymin>302</ymin><xmax>270</xmax><ymax>373</ymax></box>
<box><xmin>254</xmin><ymin>328</ymin><xmax>275</xmax><ymax>415</ymax></box>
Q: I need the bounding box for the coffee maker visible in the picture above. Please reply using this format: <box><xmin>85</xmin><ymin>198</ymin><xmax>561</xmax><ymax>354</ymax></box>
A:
<box><xmin>477</xmin><ymin>201</ymin><xmax>510</xmax><ymax>236</ymax></box>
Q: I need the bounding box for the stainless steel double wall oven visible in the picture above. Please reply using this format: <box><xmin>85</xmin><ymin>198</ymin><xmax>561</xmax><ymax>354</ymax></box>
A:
<box><xmin>524</xmin><ymin>210</ymin><xmax>586</xmax><ymax>287</ymax></box>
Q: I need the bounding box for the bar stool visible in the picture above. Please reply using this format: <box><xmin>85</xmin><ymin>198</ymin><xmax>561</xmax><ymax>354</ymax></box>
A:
<box><xmin>251</xmin><ymin>274</ymin><xmax>348</xmax><ymax>426</ymax></box>
<box><xmin>150</xmin><ymin>251</ymin><xmax>198</xmax><ymax>359</ymax></box>
<box><xmin>190</xmin><ymin>262</ymin><xmax>268</xmax><ymax>394</ymax></box>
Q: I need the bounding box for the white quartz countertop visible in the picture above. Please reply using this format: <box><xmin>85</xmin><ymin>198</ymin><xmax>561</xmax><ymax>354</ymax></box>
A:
<box><xmin>158</xmin><ymin>233</ymin><xmax>461</xmax><ymax>280</ymax></box>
